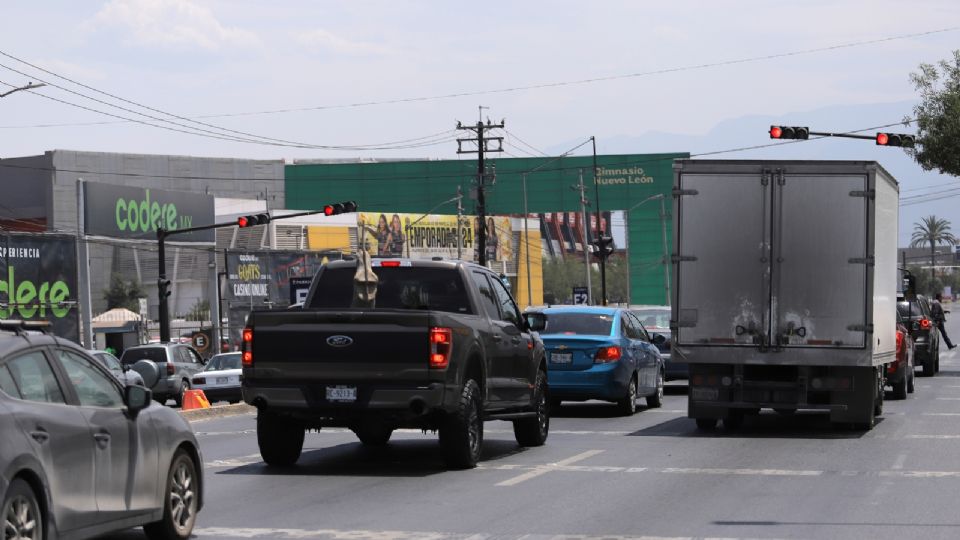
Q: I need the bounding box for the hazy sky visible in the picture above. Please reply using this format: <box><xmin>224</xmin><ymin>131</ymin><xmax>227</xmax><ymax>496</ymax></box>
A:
<box><xmin>1</xmin><ymin>1</ymin><xmax>959</xmax><ymax>243</ymax></box>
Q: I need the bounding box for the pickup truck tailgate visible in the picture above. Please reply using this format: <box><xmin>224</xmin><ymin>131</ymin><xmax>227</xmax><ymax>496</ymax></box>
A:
<box><xmin>248</xmin><ymin>310</ymin><xmax>431</xmax><ymax>383</ymax></box>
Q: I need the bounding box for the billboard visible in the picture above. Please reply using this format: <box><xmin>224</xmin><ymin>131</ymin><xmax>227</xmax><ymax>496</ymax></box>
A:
<box><xmin>223</xmin><ymin>250</ymin><xmax>343</xmax><ymax>345</ymax></box>
<box><xmin>83</xmin><ymin>181</ymin><xmax>215</xmax><ymax>242</ymax></box>
<box><xmin>0</xmin><ymin>233</ymin><xmax>79</xmax><ymax>342</ymax></box>
<box><xmin>357</xmin><ymin>212</ymin><xmax>511</xmax><ymax>263</ymax></box>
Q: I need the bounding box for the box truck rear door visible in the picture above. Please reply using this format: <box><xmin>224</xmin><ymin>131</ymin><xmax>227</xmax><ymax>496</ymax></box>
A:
<box><xmin>772</xmin><ymin>173</ymin><xmax>868</xmax><ymax>348</ymax></box>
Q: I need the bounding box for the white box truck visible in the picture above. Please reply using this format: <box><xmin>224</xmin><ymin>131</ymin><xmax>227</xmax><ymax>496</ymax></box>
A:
<box><xmin>671</xmin><ymin>160</ymin><xmax>898</xmax><ymax>430</ymax></box>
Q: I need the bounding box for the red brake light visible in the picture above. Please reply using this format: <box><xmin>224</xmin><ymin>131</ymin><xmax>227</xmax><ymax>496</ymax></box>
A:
<box><xmin>920</xmin><ymin>318</ymin><xmax>932</xmax><ymax>330</ymax></box>
<box><xmin>381</xmin><ymin>260</ymin><xmax>402</xmax><ymax>267</ymax></box>
<box><xmin>896</xmin><ymin>330</ymin><xmax>904</xmax><ymax>353</ymax></box>
<box><xmin>594</xmin><ymin>346</ymin><xmax>622</xmax><ymax>363</ymax></box>
<box><xmin>242</xmin><ymin>327</ymin><xmax>253</xmax><ymax>367</ymax></box>
<box><xmin>429</xmin><ymin>327</ymin><xmax>452</xmax><ymax>369</ymax></box>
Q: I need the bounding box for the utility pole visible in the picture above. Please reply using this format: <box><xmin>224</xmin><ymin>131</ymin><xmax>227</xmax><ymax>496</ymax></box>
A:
<box><xmin>457</xmin><ymin>109</ymin><xmax>504</xmax><ymax>267</ymax></box>
<box><xmin>591</xmin><ymin>136</ymin><xmax>608</xmax><ymax>305</ymax></box>
<box><xmin>572</xmin><ymin>169</ymin><xmax>593</xmax><ymax>305</ymax></box>
<box><xmin>456</xmin><ymin>185</ymin><xmax>463</xmax><ymax>260</ymax></box>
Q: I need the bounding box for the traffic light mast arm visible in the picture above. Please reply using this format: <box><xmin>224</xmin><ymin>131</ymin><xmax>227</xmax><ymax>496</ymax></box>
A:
<box><xmin>156</xmin><ymin>202</ymin><xmax>358</xmax><ymax>343</ymax></box>
<box><xmin>806</xmin><ymin>130</ymin><xmax>876</xmax><ymax>141</ymax></box>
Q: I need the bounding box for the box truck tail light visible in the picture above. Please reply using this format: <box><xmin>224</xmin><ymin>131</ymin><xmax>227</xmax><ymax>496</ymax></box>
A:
<box><xmin>242</xmin><ymin>327</ymin><xmax>254</xmax><ymax>367</ymax></box>
<box><xmin>429</xmin><ymin>327</ymin><xmax>453</xmax><ymax>369</ymax></box>
<box><xmin>594</xmin><ymin>346</ymin><xmax>622</xmax><ymax>363</ymax></box>
<box><xmin>920</xmin><ymin>318</ymin><xmax>932</xmax><ymax>330</ymax></box>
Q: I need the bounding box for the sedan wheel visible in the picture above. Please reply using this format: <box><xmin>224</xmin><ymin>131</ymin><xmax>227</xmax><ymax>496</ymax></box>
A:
<box><xmin>617</xmin><ymin>376</ymin><xmax>637</xmax><ymax>416</ymax></box>
<box><xmin>144</xmin><ymin>450</ymin><xmax>198</xmax><ymax>540</ymax></box>
<box><xmin>2</xmin><ymin>479</ymin><xmax>42</xmax><ymax>540</ymax></box>
<box><xmin>646</xmin><ymin>370</ymin><xmax>664</xmax><ymax>408</ymax></box>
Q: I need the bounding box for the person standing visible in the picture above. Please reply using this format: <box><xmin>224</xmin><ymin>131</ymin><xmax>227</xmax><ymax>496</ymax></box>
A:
<box><xmin>931</xmin><ymin>293</ymin><xmax>956</xmax><ymax>350</ymax></box>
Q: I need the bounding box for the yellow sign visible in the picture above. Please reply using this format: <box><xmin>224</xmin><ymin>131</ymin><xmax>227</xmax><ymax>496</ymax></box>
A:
<box><xmin>357</xmin><ymin>212</ymin><xmax>511</xmax><ymax>262</ymax></box>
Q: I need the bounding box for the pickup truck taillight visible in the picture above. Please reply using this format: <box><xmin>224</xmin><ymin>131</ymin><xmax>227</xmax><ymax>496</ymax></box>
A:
<box><xmin>594</xmin><ymin>346</ymin><xmax>622</xmax><ymax>363</ymax></box>
<box><xmin>242</xmin><ymin>327</ymin><xmax>254</xmax><ymax>367</ymax></box>
<box><xmin>429</xmin><ymin>327</ymin><xmax>453</xmax><ymax>369</ymax></box>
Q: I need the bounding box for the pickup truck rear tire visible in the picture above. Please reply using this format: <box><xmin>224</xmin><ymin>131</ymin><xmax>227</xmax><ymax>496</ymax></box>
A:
<box><xmin>257</xmin><ymin>411</ymin><xmax>305</xmax><ymax>466</ymax></box>
<box><xmin>439</xmin><ymin>379</ymin><xmax>483</xmax><ymax>469</ymax></box>
<box><xmin>514</xmin><ymin>369</ymin><xmax>549</xmax><ymax>447</ymax></box>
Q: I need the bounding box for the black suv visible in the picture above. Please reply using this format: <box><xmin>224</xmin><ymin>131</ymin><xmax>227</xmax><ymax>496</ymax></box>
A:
<box><xmin>120</xmin><ymin>343</ymin><xmax>207</xmax><ymax>406</ymax></box>
<box><xmin>897</xmin><ymin>294</ymin><xmax>940</xmax><ymax>377</ymax></box>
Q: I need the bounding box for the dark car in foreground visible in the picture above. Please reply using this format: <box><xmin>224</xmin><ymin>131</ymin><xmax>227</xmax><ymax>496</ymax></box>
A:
<box><xmin>0</xmin><ymin>320</ymin><xmax>203</xmax><ymax>540</ymax></box>
<box><xmin>538</xmin><ymin>306</ymin><xmax>665</xmax><ymax>415</ymax></box>
<box><xmin>120</xmin><ymin>342</ymin><xmax>207</xmax><ymax>406</ymax></box>
<box><xmin>897</xmin><ymin>294</ymin><xmax>940</xmax><ymax>376</ymax></box>
<box><xmin>631</xmin><ymin>305</ymin><xmax>684</xmax><ymax>380</ymax></box>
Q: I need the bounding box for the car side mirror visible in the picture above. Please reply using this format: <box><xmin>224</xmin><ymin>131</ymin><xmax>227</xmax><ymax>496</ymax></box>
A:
<box><xmin>652</xmin><ymin>333</ymin><xmax>667</xmax><ymax>346</ymax></box>
<box><xmin>524</xmin><ymin>312</ymin><xmax>547</xmax><ymax>332</ymax></box>
<box><xmin>124</xmin><ymin>384</ymin><xmax>152</xmax><ymax>416</ymax></box>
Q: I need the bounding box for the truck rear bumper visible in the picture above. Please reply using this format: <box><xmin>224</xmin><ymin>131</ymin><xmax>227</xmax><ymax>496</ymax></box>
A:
<box><xmin>242</xmin><ymin>381</ymin><xmax>447</xmax><ymax>414</ymax></box>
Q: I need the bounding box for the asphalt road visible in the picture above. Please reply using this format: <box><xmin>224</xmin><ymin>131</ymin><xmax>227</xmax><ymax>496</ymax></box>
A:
<box><xmin>101</xmin><ymin>316</ymin><xmax>960</xmax><ymax>540</ymax></box>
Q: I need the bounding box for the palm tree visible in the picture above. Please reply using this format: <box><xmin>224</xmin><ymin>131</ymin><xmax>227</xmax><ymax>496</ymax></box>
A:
<box><xmin>910</xmin><ymin>215</ymin><xmax>957</xmax><ymax>293</ymax></box>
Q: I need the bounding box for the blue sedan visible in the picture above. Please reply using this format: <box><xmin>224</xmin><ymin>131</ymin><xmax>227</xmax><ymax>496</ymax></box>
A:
<box><xmin>539</xmin><ymin>306</ymin><xmax>665</xmax><ymax>415</ymax></box>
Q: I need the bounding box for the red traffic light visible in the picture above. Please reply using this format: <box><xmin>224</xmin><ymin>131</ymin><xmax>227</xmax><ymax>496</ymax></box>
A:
<box><xmin>769</xmin><ymin>125</ymin><xmax>809</xmax><ymax>140</ymax></box>
<box><xmin>237</xmin><ymin>213</ymin><xmax>270</xmax><ymax>228</ymax></box>
<box><xmin>876</xmin><ymin>133</ymin><xmax>889</xmax><ymax>146</ymax></box>
<box><xmin>875</xmin><ymin>132</ymin><xmax>915</xmax><ymax>147</ymax></box>
<box><xmin>322</xmin><ymin>201</ymin><xmax>358</xmax><ymax>216</ymax></box>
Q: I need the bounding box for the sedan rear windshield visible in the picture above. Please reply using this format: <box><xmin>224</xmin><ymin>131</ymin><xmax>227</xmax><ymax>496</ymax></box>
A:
<box><xmin>897</xmin><ymin>302</ymin><xmax>925</xmax><ymax>320</ymax></box>
<box><xmin>205</xmin><ymin>353</ymin><xmax>242</xmax><ymax>371</ymax></box>
<box><xmin>542</xmin><ymin>313</ymin><xmax>614</xmax><ymax>336</ymax></box>
<box><xmin>120</xmin><ymin>348</ymin><xmax>167</xmax><ymax>365</ymax></box>
<box><xmin>308</xmin><ymin>266</ymin><xmax>473</xmax><ymax>314</ymax></box>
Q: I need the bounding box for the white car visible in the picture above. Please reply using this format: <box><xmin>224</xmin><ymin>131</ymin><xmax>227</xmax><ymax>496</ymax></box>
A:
<box><xmin>191</xmin><ymin>352</ymin><xmax>243</xmax><ymax>403</ymax></box>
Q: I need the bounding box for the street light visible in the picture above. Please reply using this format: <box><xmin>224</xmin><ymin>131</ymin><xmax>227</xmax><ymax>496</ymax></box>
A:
<box><xmin>404</xmin><ymin>193</ymin><xmax>464</xmax><ymax>259</ymax></box>
<box><xmin>624</xmin><ymin>193</ymin><xmax>670</xmax><ymax>306</ymax></box>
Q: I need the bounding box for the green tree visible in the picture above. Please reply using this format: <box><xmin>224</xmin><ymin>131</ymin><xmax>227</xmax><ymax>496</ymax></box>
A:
<box><xmin>186</xmin><ymin>299</ymin><xmax>210</xmax><ymax>322</ymax></box>
<box><xmin>102</xmin><ymin>273</ymin><xmax>145</xmax><ymax>312</ymax></box>
<box><xmin>909</xmin><ymin>215</ymin><xmax>957</xmax><ymax>294</ymax></box>
<box><xmin>906</xmin><ymin>50</ymin><xmax>960</xmax><ymax>176</ymax></box>
<box><xmin>541</xmin><ymin>255</ymin><xmax>630</xmax><ymax>305</ymax></box>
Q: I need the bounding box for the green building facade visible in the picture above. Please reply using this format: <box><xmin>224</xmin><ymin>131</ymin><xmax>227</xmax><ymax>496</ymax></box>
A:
<box><xmin>285</xmin><ymin>152</ymin><xmax>688</xmax><ymax>305</ymax></box>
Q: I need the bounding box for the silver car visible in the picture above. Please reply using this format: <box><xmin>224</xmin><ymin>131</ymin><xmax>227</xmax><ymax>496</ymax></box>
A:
<box><xmin>0</xmin><ymin>321</ymin><xmax>203</xmax><ymax>539</ymax></box>
<box><xmin>120</xmin><ymin>343</ymin><xmax>207</xmax><ymax>407</ymax></box>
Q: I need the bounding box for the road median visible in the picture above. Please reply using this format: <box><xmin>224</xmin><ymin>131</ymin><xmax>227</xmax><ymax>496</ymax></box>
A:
<box><xmin>179</xmin><ymin>402</ymin><xmax>255</xmax><ymax>422</ymax></box>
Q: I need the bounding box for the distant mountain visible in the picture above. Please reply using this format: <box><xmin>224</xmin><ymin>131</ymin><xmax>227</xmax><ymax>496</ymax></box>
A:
<box><xmin>550</xmin><ymin>101</ymin><xmax>959</xmax><ymax>246</ymax></box>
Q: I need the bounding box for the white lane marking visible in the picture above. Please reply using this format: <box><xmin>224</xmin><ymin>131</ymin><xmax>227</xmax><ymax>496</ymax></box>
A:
<box><xmin>496</xmin><ymin>449</ymin><xmax>604</xmax><ymax>486</ymax></box>
<box><xmin>906</xmin><ymin>435</ymin><xmax>960</xmax><ymax>439</ymax></box>
<box><xmin>880</xmin><ymin>470</ymin><xmax>960</xmax><ymax>478</ymax></box>
<box><xmin>892</xmin><ymin>453</ymin><xmax>908</xmax><ymax>470</ymax></box>
<box><xmin>663</xmin><ymin>467</ymin><xmax>822</xmax><ymax>477</ymax></box>
<box><xmin>923</xmin><ymin>413</ymin><xmax>960</xmax><ymax>416</ymax></box>
<box><xmin>936</xmin><ymin>397</ymin><xmax>960</xmax><ymax>400</ymax></box>
<box><xmin>205</xmin><ymin>454</ymin><xmax>262</xmax><ymax>468</ymax></box>
<box><xmin>195</xmin><ymin>527</ymin><xmax>778</xmax><ymax>539</ymax></box>
<box><xmin>195</xmin><ymin>429</ymin><xmax>257</xmax><ymax>437</ymax></box>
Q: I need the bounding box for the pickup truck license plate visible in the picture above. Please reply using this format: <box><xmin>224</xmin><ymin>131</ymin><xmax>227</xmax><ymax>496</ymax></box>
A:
<box><xmin>326</xmin><ymin>385</ymin><xmax>357</xmax><ymax>402</ymax></box>
<box><xmin>216</xmin><ymin>377</ymin><xmax>229</xmax><ymax>385</ymax></box>
<box><xmin>550</xmin><ymin>352</ymin><xmax>572</xmax><ymax>364</ymax></box>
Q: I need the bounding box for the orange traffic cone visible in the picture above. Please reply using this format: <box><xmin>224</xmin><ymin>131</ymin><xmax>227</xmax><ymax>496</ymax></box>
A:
<box><xmin>182</xmin><ymin>389</ymin><xmax>211</xmax><ymax>410</ymax></box>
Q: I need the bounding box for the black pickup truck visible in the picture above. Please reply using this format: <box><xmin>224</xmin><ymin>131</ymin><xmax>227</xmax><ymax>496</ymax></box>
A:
<box><xmin>241</xmin><ymin>257</ymin><xmax>549</xmax><ymax>469</ymax></box>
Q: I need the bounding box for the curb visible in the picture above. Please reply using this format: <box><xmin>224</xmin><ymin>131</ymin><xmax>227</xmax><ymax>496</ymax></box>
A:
<box><xmin>179</xmin><ymin>403</ymin><xmax>256</xmax><ymax>422</ymax></box>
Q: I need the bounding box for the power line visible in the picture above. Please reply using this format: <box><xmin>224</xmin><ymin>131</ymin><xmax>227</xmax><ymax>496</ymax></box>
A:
<box><xmin>2</xmin><ymin>27</ymin><xmax>954</xmax><ymax>130</ymax></box>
